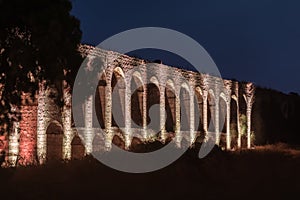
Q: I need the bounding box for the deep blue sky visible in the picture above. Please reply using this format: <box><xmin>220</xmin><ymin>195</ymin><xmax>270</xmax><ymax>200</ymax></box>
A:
<box><xmin>71</xmin><ymin>0</ymin><xmax>300</xmax><ymax>94</ymax></box>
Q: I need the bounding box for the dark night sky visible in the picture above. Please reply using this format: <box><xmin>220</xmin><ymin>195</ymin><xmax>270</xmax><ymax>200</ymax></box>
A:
<box><xmin>71</xmin><ymin>0</ymin><xmax>300</xmax><ymax>94</ymax></box>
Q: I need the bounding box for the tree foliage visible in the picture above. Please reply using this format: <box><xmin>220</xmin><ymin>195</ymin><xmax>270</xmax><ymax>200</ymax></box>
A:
<box><xmin>0</xmin><ymin>0</ymin><xmax>82</xmax><ymax>134</ymax></box>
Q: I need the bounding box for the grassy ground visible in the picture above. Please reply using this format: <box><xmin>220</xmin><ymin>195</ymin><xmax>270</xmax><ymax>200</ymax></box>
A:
<box><xmin>0</xmin><ymin>143</ymin><xmax>300</xmax><ymax>200</ymax></box>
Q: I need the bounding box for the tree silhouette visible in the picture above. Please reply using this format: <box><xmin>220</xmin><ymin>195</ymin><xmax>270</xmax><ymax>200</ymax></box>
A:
<box><xmin>0</xmin><ymin>0</ymin><xmax>82</xmax><ymax>134</ymax></box>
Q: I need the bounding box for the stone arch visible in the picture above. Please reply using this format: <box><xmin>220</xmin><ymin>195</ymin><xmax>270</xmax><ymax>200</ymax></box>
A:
<box><xmin>149</xmin><ymin>76</ymin><xmax>160</xmax><ymax>89</ymax></box>
<box><xmin>71</xmin><ymin>133</ymin><xmax>85</xmax><ymax>160</ymax></box>
<box><xmin>92</xmin><ymin>133</ymin><xmax>105</xmax><ymax>153</ymax></box>
<box><xmin>219</xmin><ymin>92</ymin><xmax>227</xmax><ymax>103</ymax></box>
<box><xmin>44</xmin><ymin>86</ymin><xmax>63</xmax><ymax>123</ymax></box>
<box><xmin>36</xmin><ymin>82</ymin><xmax>65</xmax><ymax>164</ymax></box>
<box><xmin>166</xmin><ymin>79</ymin><xmax>175</xmax><ymax>92</ymax></box>
<box><xmin>112</xmin><ymin>134</ymin><xmax>125</xmax><ymax>149</ymax></box>
<box><xmin>181</xmin><ymin>82</ymin><xmax>190</xmax><ymax>93</ymax></box>
<box><xmin>46</xmin><ymin>120</ymin><xmax>63</xmax><ymax>161</ymax></box>
<box><xmin>208</xmin><ymin>89</ymin><xmax>215</xmax><ymax>99</ymax></box>
<box><xmin>131</xmin><ymin>70</ymin><xmax>143</xmax><ymax>84</ymax></box>
<box><xmin>107</xmin><ymin>65</ymin><xmax>125</xmax><ymax>80</ymax></box>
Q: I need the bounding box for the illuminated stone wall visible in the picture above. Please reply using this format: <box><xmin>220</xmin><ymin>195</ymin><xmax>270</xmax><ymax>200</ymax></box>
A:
<box><xmin>36</xmin><ymin>82</ymin><xmax>64</xmax><ymax>164</ymax></box>
<box><xmin>8</xmin><ymin>81</ymin><xmax>75</xmax><ymax>165</ymax></box>
<box><xmin>36</xmin><ymin>82</ymin><xmax>76</xmax><ymax>164</ymax></box>
<box><xmin>8</xmin><ymin>122</ymin><xmax>19</xmax><ymax>166</ymax></box>
<box><xmin>4</xmin><ymin>44</ymin><xmax>255</xmax><ymax>167</ymax></box>
<box><xmin>19</xmin><ymin>105</ymin><xmax>38</xmax><ymax>165</ymax></box>
<box><xmin>62</xmin><ymin>81</ymin><xmax>73</xmax><ymax>160</ymax></box>
<box><xmin>78</xmin><ymin>45</ymin><xmax>256</xmax><ymax>151</ymax></box>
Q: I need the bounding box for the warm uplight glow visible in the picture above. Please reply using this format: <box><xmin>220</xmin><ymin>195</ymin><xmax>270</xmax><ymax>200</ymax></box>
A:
<box><xmin>62</xmin><ymin>82</ymin><xmax>73</xmax><ymax>160</ymax></box>
<box><xmin>4</xmin><ymin>45</ymin><xmax>256</xmax><ymax>167</ymax></box>
<box><xmin>244</xmin><ymin>82</ymin><xmax>255</xmax><ymax>148</ymax></box>
<box><xmin>8</xmin><ymin>122</ymin><xmax>19</xmax><ymax>166</ymax></box>
<box><xmin>84</xmin><ymin>95</ymin><xmax>93</xmax><ymax>154</ymax></box>
<box><xmin>19</xmin><ymin>105</ymin><xmax>37</xmax><ymax>165</ymax></box>
<box><xmin>37</xmin><ymin>82</ymin><xmax>47</xmax><ymax>164</ymax></box>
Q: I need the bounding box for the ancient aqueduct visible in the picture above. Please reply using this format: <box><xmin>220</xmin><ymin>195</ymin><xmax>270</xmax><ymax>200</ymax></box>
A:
<box><xmin>1</xmin><ymin>44</ymin><xmax>255</xmax><ymax>166</ymax></box>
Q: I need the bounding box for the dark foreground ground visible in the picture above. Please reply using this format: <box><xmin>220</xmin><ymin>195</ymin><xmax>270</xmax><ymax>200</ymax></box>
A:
<box><xmin>1</xmin><ymin>143</ymin><xmax>300</xmax><ymax>200</ymax></box>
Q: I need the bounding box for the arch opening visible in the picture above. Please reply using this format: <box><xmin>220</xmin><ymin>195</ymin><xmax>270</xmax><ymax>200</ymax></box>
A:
<box><xmin>95</xmin><ymin>72</ymin><xmax>106</xmax><ymax>128</ymax></box>
<box><xmin>230</xmin><ymin>99</ymin><xmax>239</xmax><ymax>148</ymax></box>
<box><xmin>131</xmin><ymin>73</ymin><xmax>144</xmax><ymax>128</ymax></box>
<box><xmin>207</xmin><ymin>92</ymin><xmax>215</xmax><ymax>132</ymax></box>
<box><xmin>71</xmin><ymin>134</ymin><xmax>85</xmax><ymax>160</ymax></box>
<box><xmin>219</xmin><ymin>96</ymin><xmax>227</xmax><ymax>148</ymax></box>
<box><xmin>46</xmin><ymin>121</ymin><xmax>63</xmax><ymax>161</ymax></box>
<box><xmin>195</xmin><ymin>87</ymin><xmax>204</xmax><ymax>132</ymax></box>
<box><xmin>165</xmin><ymin>80</ymin><xmax>176</xmax><ymax>133</ymax></box>
<box><xmin>180</xmin><ymin>87</ymin><xmax>190</xmax><ymax>132</ymax></box>
<box><xmin>111</xmin><ymin>67</ymin><xmax>126</xmax><ymax>129</ymax></box>
<box><xmin>194</xmin><ymin>87</ymin><xmax>204</xmax><ymax>142</ymax></box>
<box><xmin>239</xmin><ymin>86</ymin><xmax>248</xmax><ymax>148</ymax></box>
<box><xmin>146</xmin><ymin>83</ymin><xmax>160</xmax><ymax>134</ymax></box>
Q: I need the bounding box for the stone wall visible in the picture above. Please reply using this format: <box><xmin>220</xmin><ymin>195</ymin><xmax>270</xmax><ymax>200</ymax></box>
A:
<box><xmin>76</xmin><ymin>44</ymin><xmax>255</xmax><ymax>150</ymax></box>
<box><xmin>19</xmin><ymin>105</ymin><xmax>38</xmax><ymax>165</ymax></box>
<box><xmin>3</xmin><ymin>44</ymin><xmax>256</xmax><ymax>167</ymax></box>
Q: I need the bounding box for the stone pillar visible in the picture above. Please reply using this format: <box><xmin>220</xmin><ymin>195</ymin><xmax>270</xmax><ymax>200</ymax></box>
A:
<box><xmin>142</xmin><ymin>86</ymin><xmax>147</xmax><ymax>140</ymax></box>
<box><xmin>226</xmin><ymin>102</ymin><xmax>231</xmax><ymax>150</ymax></box>
<box><xmin>215</xmin><ymin>95</ymin><xmax>220</xmax><ymax>145</ymax></box>
<box><xmin>37</xmin><ymin>81</ymin><xmax>47</xmax><ymax>164</ymax></box>
<box><xmin>104</xmin><ymin>82</ymin><xmax>112</xmax><ymax>150</ymax></box>
<box><xmin>160</xmin><ymin>85</ymin><xmax>166</xmax><ymax>141</ymax></box>
<box><xmin>137</xmin><ymin>91</ymin><xmax>144</xmax><ymax>121</ymax></box>
<box><xmin>84</xmin><ymin>95</ymin><xmax>93</xmax><ymax>154</ymax></box>
<box><xmin>236</xmin><ymin>101</ymin><xmax>241</xmax><ymax>148</ymax></box>
<box><xmin>213</xmin><ymin>79</ymin><xmax>221</xmax><ymax>146</ymax></box>
<box><xmin>118</xmin><ymin>87</ymin><xmax>126</xmax><ymax>123</ymax></box>
<box><xmin>98</xmin><ymin>86</ymin><xmax>106</xmax><ymax>126</ymax></box>
<box><xmin>124</xmin><ymin>81</ymin><xmax>132</xmax><ymax>149</ymax></box>
<box><xmin>232</xmin><ymin>82</ymin><xmax>241</xmax><ymax>148</ymax></box>
<box><xmin>246</xmin><ymin>107</ymin><xmax>252</xmax><ymax>148</ymax></box>
<box><xmin>62</xmin><ymin>81</ymin><xmax>73</xmax><ymax>160</ymax></box>
<box><xmin>175</xmin><ymin>94</ymin><xmax>181</xmax><ymax>147</ymax></box>
<box><xmin>202</xmin><ymin>90</ymin><xmax>208</xmax><ymax>137</ymax></box>
<box><xmin>223</xmin><ymin>80</ymin><xmax>232</xmax><ymax>150</ymax></box>
<box><xmin>243</xmin><ymin>82</ymin><xmax>255</xmax><ymax>149</ymax></box>
<box><xmin>8</xmin><ymin>122</ymin><xmax>20</xmax><ymax>166</ymax></box>
<box><xmin>201</xmin><ymin>74</ymin><xmax>210</xmax><ymax>142</ymax></box>
<box><xmin>189</xmin><ymin>91</ymin><xmax>195</xmax><ymax>145</ymax></box>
